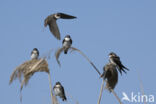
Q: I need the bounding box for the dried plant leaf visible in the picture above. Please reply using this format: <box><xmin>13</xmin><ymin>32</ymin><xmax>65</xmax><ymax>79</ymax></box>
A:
<box><xmin>9</xmin><ymin>49</ymin><xmax>58</xmax><ymax>104</ymax></box>
<box><xmin>10</xmin><ymin>58</ymin><xmax>49</xmax><ymax>90</ymax></box>
<box><xmin>9</xmin><ymin>58</ymin><xmax>50</xmax><ymax>103</ymax></box>
<box><xmin>55</xmin><ymin>47</ymin><xmax>64</xmax><ymax>66</ymax></box>
<box><xmin>55</xmin><ymin>46</ymin><xmax>101</xmax><ymax>76</ymax></box>
<box><xmin>70</xmin><ymin>47</ymin><xmax>101</xmax><ymax>75</ymax></box>
<box><xmin>9</xmin><ymin>61</ymin><xmax>32</xmax><ymax>84</ymax></box>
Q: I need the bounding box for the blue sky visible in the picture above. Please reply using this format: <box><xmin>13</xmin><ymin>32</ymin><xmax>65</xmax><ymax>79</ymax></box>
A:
<box><xmin>0</xmin><ymin>0</ymin><xmax>156</xmax><ymax>104</ymax></box>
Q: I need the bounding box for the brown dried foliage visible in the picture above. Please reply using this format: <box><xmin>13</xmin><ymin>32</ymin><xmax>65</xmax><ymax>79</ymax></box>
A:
<box><xmin>9</xmin><ymin>58</ymin><xmax>49</xmax><ymax>90</ymax></box>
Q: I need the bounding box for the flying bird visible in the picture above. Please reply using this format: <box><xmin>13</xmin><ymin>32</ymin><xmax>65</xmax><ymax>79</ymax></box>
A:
<box><xmin>100</xmin><ymin>62</ymin><xmax>118</xmax><ymax>92</ymax></box>
<box><xmin>44</xmin><ymin>13</ymin><xmax>76</xmax><ymax>40</ymax></box>
<box><xmin>53</xmin><ymin>82</ymin><xmax>67</xmax><ymax>101</ymax></box>
<box><xmin>31</xmin><ymin>48</ymin><xmax>39</xmax><ymax>59</ymax></box>
<box><xmin>109</xmin><ymin>52</ymin><xmax>129</xmax><ymax>75</ymax></box>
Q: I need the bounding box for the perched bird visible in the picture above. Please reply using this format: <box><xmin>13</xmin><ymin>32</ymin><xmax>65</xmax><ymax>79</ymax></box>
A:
<box><xmin>55</xmin><ymin>35</ymin><xmax>73</xmax><ymax>66</ymax></box>
<box><xmin>31</xmin><ymin>48</ymin><xmax>39</xmax><ymax>59</ymax></box>
<box><xmin>101</xmin><ymin>62</ymin><xmax>118</xmax><ymax>92</ymax></box>
<box><xmin>109</xmin><ymin>52</ymin><xmax>129</xmax><ymax>75</ymax></box>
<box><xmin>9</xmin><ymin>48</ymin><xmax>50</xmax><ymax>102</ymax></box>
<box><xmin>44</xmin><ymin>13</ymin><xmax>76</xmax><ymax>40</ymax></box>
<box><xmin>55</xmin><ymin>35</ymin><xmax>101</xmax><ymax>75</ymax></box>
<box><xmin>53</xmin><ymin>82</ymin><xmax>67</xmax><ymax>101</ymax></box>
<box><xmin>62</xmin><ymin>35</ymin><xmax>72</xmax><ymax>54</ymax></box>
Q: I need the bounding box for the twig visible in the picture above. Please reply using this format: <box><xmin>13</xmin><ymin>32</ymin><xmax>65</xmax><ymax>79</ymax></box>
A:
<box><xmin>70</xmin><ymin>47</ymin><xmax>101</xmax><ymax>75</ymax></box>
<box><xmin>48</xmin><ymin>73</ymin><xmax>59</xmax><ymax>104</ymax></box>
<box><xmin>138</xmin><ymin>74</ymin><xmax>146</xmax><ymax>104</ymax></box>
<box><xmin>97</xmin><ymin>79</ymin><xmax>105</xmax><ymax>104</ymax></box>
<box><xmin>48</xmin><ymin>73</ymin><xmax>54</xmax><ymax>104</ymax></box>
<box><xmin>111</xmin><ymin>89</ymin><xmax>123</xmax><ymax>104</ymax></box>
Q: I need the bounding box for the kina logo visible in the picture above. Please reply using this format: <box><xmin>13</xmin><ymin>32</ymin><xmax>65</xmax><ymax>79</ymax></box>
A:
<box><xmin>121</xmin><ymin>92</ymin><xmax>154</xmax><ymax>103</ymax></box>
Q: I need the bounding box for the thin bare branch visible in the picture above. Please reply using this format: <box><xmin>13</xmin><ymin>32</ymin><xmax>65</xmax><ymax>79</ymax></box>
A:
<box><xmin>10</xmin><ymin>58</ymin><xmax>50</xmax><ymax>103</ymax></box>
<box><xmin>48</xmin><ymin>73</ymin><xmax>59</xmax><ymax>104</ymax></box>
<box><xmin>70</xmin><ymin>47</ymin><xmax>101</xmax><ymax>76</ymax></box>
<box><xmin>97</xmin><ymin>79</ymin><xmax>105</xmax><ymax>104</ymax></box>
<box><xmin>55</xmin><ymin>47</ymin><xmax>64</xmax><ymax>67</ymax></box>
<box><xmin>10</xmin><ymin>49</ymin><xmax>54</xmax><ymax>103</ymax></box>
<box><xmin>111</xmin><ymin>89</ymin><xmax>123</xmax><ymax>104</ymax></box>
<box><xmin>138</xmin><ymin>74</ymin><xmax>146</xmax><ymax>104</ymax></box>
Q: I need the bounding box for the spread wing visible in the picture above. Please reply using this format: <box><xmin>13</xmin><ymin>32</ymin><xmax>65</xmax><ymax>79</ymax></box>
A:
<box><xmin>55</xmin><ymin>47</ymin><xmax>64</xmax><ymax>67</ymax></box>
<box><xmin>49</xmin><ymin>19</ymin><xmax>61</xmax><ymax>40</ymax></box>
<box><xmin>44</xmin><ymin>16</ymin><xmax>61</xmax><ymax>40</ymax></box>
<box><xmin>59</xmin><ymin>13</ymin><xmax>77</xmax><ymax>19</ymax></box>
<box><xmin>70</xmin><ymin>47</ymin><xmax>101</xmax><ymax>75</ymax></box>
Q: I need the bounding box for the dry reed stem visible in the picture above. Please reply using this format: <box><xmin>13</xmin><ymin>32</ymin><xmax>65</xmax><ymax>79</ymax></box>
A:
<box><xmin>138</xmin><ymin>75</ymin><xmax>146</xmax><ymax>104</ymax></box>
<box><xmin>10</xmin><ymin>59</ymin><xmax>49</xmax><ymax>85</ymax></box>
<box><xmin>10</xmin><ymin>49</ymin><xmax>54</xmax><ymax>103</ymax></box>
<box><xmin>48</xmin><ymin>73</ymin><xmax>59</xmax><ymax>104</ymax></box>
<box><xmin>97</xmin><ymin>79</ymin><xmax>105</xmax><ymax>104</ymax></box>
<box><xmin>55</xmin><ymin>47</ymin><xmax>64</xmax><ymax>67</ymax></box>
<box><xmin>55</xmin><ymin>46</ymin><xmax>101</xmax><ymax>76</ymax></box>
<box><xmin>110</xmin><ymin>89</ymin><xmax>123</xmax><ymax>104</ymax></box>
<box><xmin>9</xmin><ymin>58</ymin><xmax>50</xmax><ymax>103</ymax></box>
<box><xmin>70</xmin><ymin>47</ymin><xmax>101</xmax><ymax>76</ymax></box>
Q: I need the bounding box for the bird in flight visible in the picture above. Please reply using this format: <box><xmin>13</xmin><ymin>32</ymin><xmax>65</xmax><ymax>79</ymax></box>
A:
<box><xmin>109</xmin><ymin>52</ymin><xmax>129</xmax><ymax>75</ymax></box>
<box><xmin>44</xmin><ymin>13</ymin><xmax>76</xmax><ymax>40</ymax></box>
<box><xmin>53</xmin><ymin>82</ymin><xmax>67</xmax><ymax>101</ymax></box>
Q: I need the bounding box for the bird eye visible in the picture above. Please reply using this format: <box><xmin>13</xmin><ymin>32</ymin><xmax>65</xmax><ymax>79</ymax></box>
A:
<box><xmin>56</xmin><ymin>13</ymin><xmax>62</xmax><ymax>17</ymax></box>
